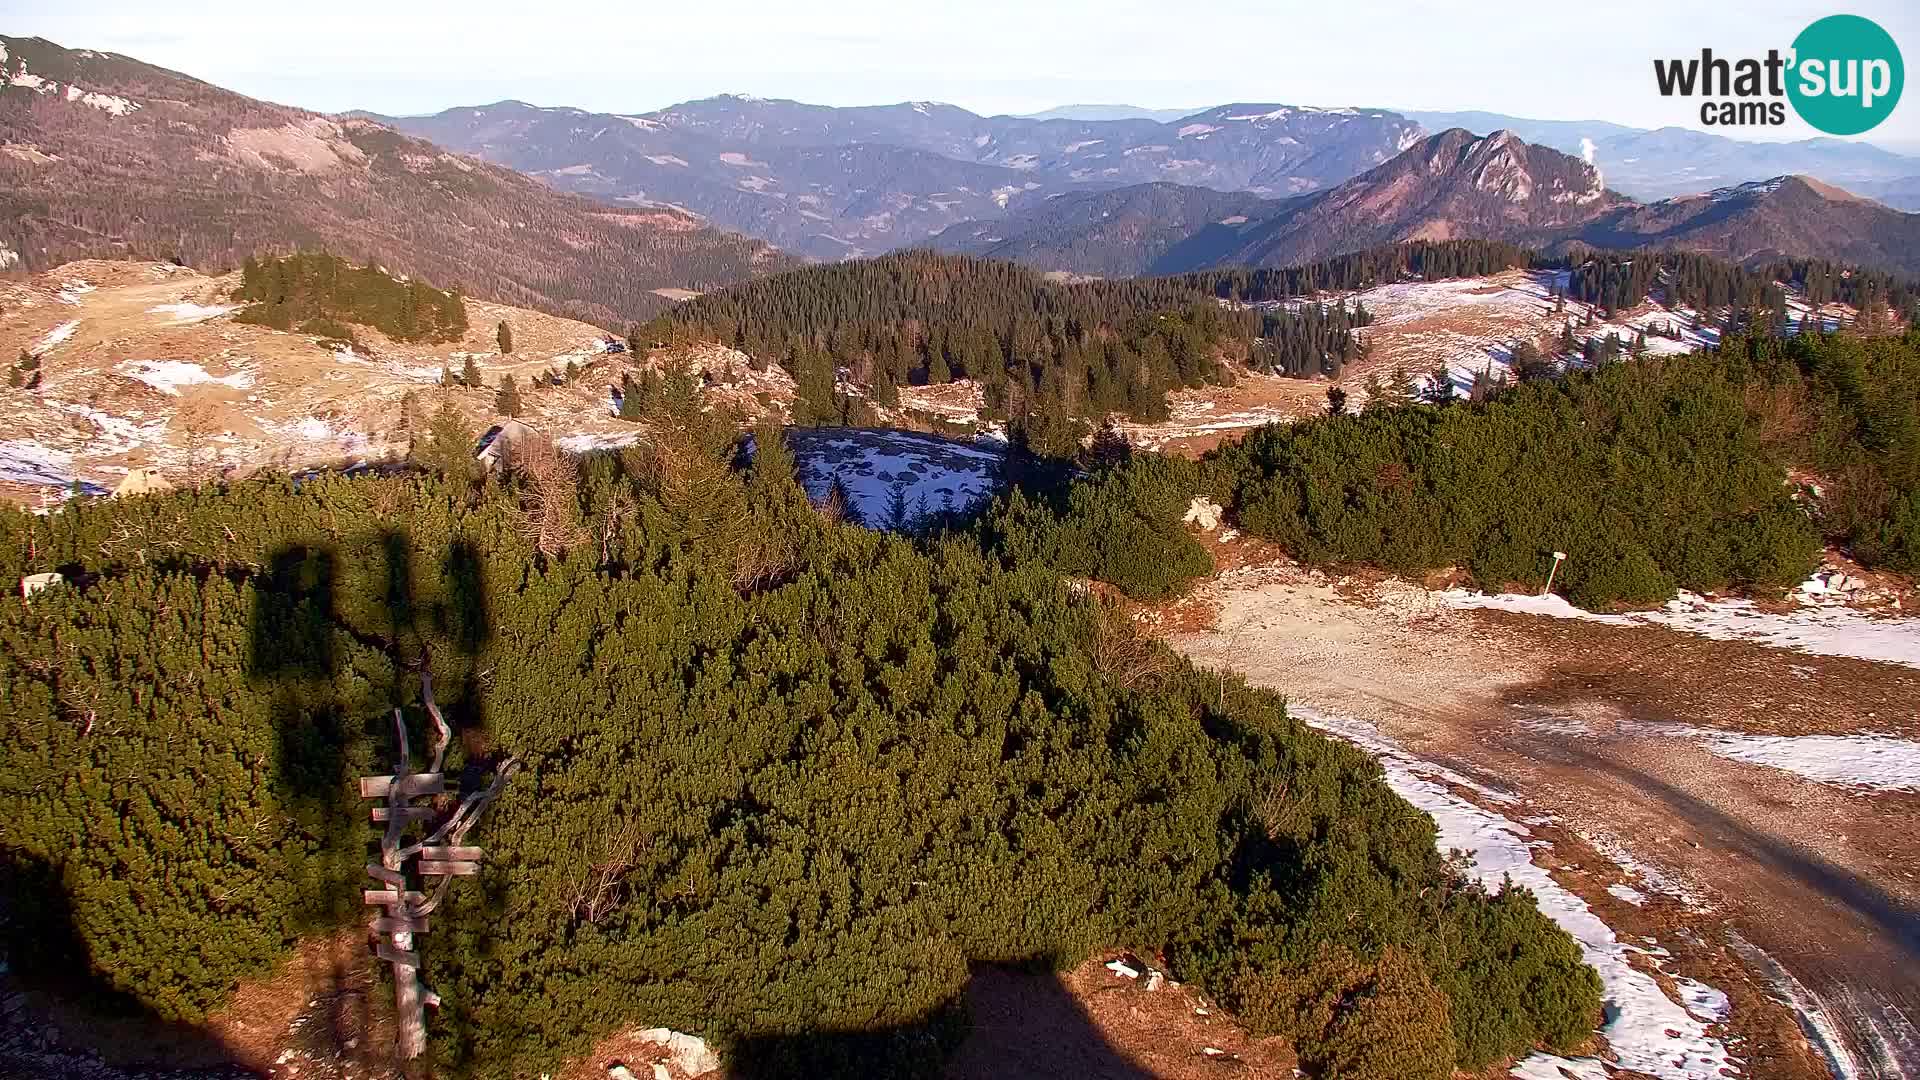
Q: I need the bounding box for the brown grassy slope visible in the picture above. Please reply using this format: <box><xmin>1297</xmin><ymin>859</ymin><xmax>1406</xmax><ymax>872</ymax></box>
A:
<box><xmin>0</xmin><ymin>35</ymin><xmax>795</xmax><ymax>328</ymax></box>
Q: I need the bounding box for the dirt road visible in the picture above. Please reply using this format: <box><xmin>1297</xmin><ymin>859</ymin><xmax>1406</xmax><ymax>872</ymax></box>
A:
<box><xmin>1167</xmin><ymin>564</ymin><xmax>1920</xmax><ymax>1079</ymax></box>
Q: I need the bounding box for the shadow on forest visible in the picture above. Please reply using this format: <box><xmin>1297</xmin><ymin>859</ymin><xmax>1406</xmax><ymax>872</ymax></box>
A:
<box><xmin>8</xmin><ymin>533</ymin><xmax>1156</xmax><ymax>1079</ymax></box>
<box><xmin>0</xmin><ymin>533</ymin><xmax>503</xmax><ymax>1075</ymax></box>
<box><xmin>243</xmin><ymin>534</ymin><xmax>496</xmax><ymax>1069</ymax></box>
<box><xmin>0</xmin><ymin>851</ymin><xmax>256</xmax><ymax>1077</ymax></box>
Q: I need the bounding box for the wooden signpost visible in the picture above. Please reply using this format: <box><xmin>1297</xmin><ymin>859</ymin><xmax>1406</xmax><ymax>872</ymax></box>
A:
<box><xmin>359</xmin><ymin>668</ymin><xmax>518</xmax><ymax>1061</ymax></box>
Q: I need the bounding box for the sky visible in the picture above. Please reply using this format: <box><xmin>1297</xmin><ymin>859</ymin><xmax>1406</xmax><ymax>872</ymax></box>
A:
<box><xmin>4</xmin><ymin>0</ymin><xmax>1917</xmax><ymax>150</ymax></box>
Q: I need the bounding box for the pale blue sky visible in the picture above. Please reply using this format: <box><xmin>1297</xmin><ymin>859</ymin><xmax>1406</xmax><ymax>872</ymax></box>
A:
<box><xmin>5</xmin><ymin>1</ymin><xmax>1916</xmax><ymax>149</ymax></box>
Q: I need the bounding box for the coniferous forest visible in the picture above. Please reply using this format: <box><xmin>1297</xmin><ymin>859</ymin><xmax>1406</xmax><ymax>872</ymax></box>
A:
<box><xmin>1193</xmin><ymin>328</ymin><xmax>1920</xmax><ymax>603</ymax></box>
<box><xmin>1169</xmin><ymin>240</ymin><xmax>1541</xmax><ymax>303</ymax></box>
<box><xmin>234</xmin><ymin>251</ymin><xmax>470</xmax><ymax>344</ymax></box>
<box><xmin>642</xmin><ymin>251</ymin><xmax>1256</xmax><ymax>447</ymax></box>
<box><xmin>0</xmin><ymin>393</ymin><xmax>1603</xmax><ymax>1079</ymax></box>
<box><xmin>4</xmin><ymin>232</ymin><xmax>1918</xmax><ymax>1077</ymax></box>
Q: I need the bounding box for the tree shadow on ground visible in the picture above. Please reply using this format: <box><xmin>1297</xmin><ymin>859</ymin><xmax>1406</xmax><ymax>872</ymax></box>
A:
<box><xmin>705</xmin><ymin>964</ymin><xmax>1154</xmax><ymax>1080</ymax></box>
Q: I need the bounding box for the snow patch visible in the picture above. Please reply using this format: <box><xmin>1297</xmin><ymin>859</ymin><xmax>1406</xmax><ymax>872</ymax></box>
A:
<box><xmin>787</xmin><ymin>428</ymin><xmax>1004</xmax><ymax>528</ymax></box>
<box><xmin>1691</xmin><ymin>732</ymin><xmax>1920</xmax><ymax>793</ymax></box>
<box><xmin>119</xmin><ymin>360</ymin><xmax>256</xmax><ymax>396</ymax></box>
<box><xmin>1607</xmin><ymin>883</ymin><xmax>1649</xmax><ymax>906</ymax></box>
<box><xmin>1292</xmin><ymin>705</ymin><xmax>1737</xmax><ymax>1080</ymax></box>
<box><xmin>1443</xmin><ymin>589</ymin><xmax>1920</xmax><ymax>670</ymax></box>
<box><xmin>0</xmin><ymin>440</ymin><xmax>74</xmax><ymax>486</ymax></box>
<box><xmin>35</xmin><ymin>320</ymin><xmax>79</xmax><ymax>353</ymax></box>
<box><xmin>556</xmin><ymin>431</ymin><xmax>645</xmax><ymax>454</ymax></box>
<box><xmin>63</xmin><ymin>84</ymin><xmax>139</xmax><ymax>116</ymax></box>
<box><xmin>147</xmin><ymin>303</ymin><xmax>236</xmax><ymax>324</ymax></box>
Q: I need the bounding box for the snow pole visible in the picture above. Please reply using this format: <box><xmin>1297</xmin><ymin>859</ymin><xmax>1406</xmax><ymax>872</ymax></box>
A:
<box><xmin>1542</xmin><ymin>551</ymin><xmax>1567</xmax><ymax>596</ymax></box>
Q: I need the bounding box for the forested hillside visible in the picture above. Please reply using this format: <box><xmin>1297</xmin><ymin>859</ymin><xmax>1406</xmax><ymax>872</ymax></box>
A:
<box><xmin>1171</xmin><ymin>239</ymin><xmax>1540</xmax><ymax>302</ymax></box>
<box><xmin>1199</xmin><ymin>329</ymin><xmax>1920</xmax><ymax>604</ymax></box>
<box><xmin>0</xmin><ymin>35</ymin><xmax>788</xmax><ymax>326</ymax></box>
<box><xmin>642</xmin><ymin>252</ymin><xmax>1257</xmax><ymax>450</ymax></box>
<box><xmin>376</xmin><ymin>96</ymin><xmax>1422</xmax><ymax>259</ymax></box>
<box><xmin>233</xmin><ymin>252</ymin><xmax>469</xmax><ymax>343</ymax></box>
<box><xmin>1567</xmin><ymin>250</ymin><xmax>1917</xmax><ymax>327</ymax></box>
<box><xmin>0</xmin><ymin>399</ymin><xmax>1601</xmax><ymax>1078</ymax></box>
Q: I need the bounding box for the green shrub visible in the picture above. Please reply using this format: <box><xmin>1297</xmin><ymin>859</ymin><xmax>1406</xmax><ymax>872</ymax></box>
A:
<box><xmin>1215</xmin><ymin>351</ymin><xmax>1826</xmax><ymax>606</ymax></box>
<box><xmin>1231</xmin><ymin>945</ymin><xmax>1456</xmax><ymax>1080</ymax></box>
<box><xmin>234</xmin><ymin>251</ymin><xmax>467</xmax><ymax>343</ymax></box>
<box><xmin>0</xmin><ymin>570</ymin><xmax>382</xmax><ymax>1021</ymax></box>
<box><xmin>984</xmin><ymin>454</ymin><xmax>1216</xmax><ymax>600</ymax></box>
<box><xmin>0</xmin><ymin>444</ymin><xmax>1600</xmax><ymax>1076</ymax></box>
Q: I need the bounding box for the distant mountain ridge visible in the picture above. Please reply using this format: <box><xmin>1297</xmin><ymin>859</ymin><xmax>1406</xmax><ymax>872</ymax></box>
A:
<box><xmin>1018</xmin><ymin>104</ymin><xmax>1201</xmax><ymax>123</ymax></box>
<box><xmin>1404</xmin><ymin>109</ymin><xmax>1920</xmax><ymax>210</ymax></box>
<box><xmin>0</xmin><ymin>36</ymin><xmax>788</xmax><ymax>325</ymax></box>
<box><xmin>932</xmin><ymin>129</ymin><xmax>1920</xmax><ymax>277</ymax></box>
<box><xmin>374</xmin><ymin>92</ymin><xmax>1920</xmax><ymax>267</ymax></box>
<box><xmin>372</xmin><ymin>96</ymin><xmax>1424</xmax><ymax>259</ymax></box>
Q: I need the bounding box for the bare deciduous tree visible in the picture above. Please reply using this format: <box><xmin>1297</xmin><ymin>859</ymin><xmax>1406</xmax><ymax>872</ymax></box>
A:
<box><xmin>503</xmin><ymin>434</ymin><xmax>584</xmax><ymax>556</ymax></box>
<box><xmin>566</xmin><ymin>817</ymin><xmax>652</xmax><ymax>924</ymax></box>
<box><xmin>1090</xmin><ymin>600</ymin><xmax>1173</xmax><ymax>692</ymax></box>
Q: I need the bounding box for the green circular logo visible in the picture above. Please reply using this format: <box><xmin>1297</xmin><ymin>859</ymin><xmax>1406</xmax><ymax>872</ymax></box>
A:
<box><xmin>1788</xmin><ymin>15</ymin><xmax>1903</xmax><ymax>135</ymax></box>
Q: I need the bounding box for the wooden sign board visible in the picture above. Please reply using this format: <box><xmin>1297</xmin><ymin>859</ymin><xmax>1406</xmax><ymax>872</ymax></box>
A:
<box><xmin>359</xmin><ymin>773</ymin><xmax>446</xmax><ymax>798</ymax></box>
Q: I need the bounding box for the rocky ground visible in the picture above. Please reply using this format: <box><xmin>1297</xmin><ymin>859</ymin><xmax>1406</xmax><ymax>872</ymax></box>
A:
<box><xmin>0</xmin><ymin>260</ymin><xmax>651</xmax><ymax>499</ymax></box>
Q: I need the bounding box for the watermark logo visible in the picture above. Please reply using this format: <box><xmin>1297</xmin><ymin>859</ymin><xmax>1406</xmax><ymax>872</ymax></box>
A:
<box><xmin>1653</xmin><ymin>14</ymin><xmax>1903</xmax><ymax>134</ymax></box>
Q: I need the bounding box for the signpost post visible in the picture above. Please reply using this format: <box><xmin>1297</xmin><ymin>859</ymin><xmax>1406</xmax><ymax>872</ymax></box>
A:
<box><xmin>358</xmin><ymin>669</ymin><xmax>517</xmax><ymax>1061</ymax></box>
<box><xmin>1542</xmin><ymin>551</ymin><xmax>1568</xmax><ymax>596</ymax></box>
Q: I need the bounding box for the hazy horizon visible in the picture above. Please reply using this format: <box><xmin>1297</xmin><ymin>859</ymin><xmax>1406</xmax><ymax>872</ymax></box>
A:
<box><xmin>4</xmin><ymin>0</ymin><xmax>1914</xmax><ymax>147</ymax></box>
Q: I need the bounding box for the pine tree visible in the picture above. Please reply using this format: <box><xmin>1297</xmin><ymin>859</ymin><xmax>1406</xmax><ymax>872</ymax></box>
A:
<box><xmin>1326</xmin><ymin>385</ymin><xmax>1348</xmax><ymax>416</ymax></box>
<box><xmin>398</xmin><ymin>389</ymin><xmax>425</xmax><ymax>454</ymax></box>
<box><xmin>884</xmin><ymin>483</ymin><xmax>915</xmax><ymax>533</ymax></box>
<box><xmin>415</xmin><ymin>394</ymin><xmax>477</xmax><ymax>479</ymax></box>
<box><xmin>496</xmin><ymin>320</ymin><xmax>514</xmax><ymax>355</ymax></box>
<box><xmin>495</xmin><ymin>375</ymin><xmax>522</xmax><ymax>417</ymax></box>
<box><xmin>461</xmin><ymin>355</ymin><xmax>482</xmax><ymax>388</ymax></box>
<box><xmin>1468</xmin><ymin>366</ymin><xmax>1495</xmax><ymax>402</ymax></box>
<box><xmin>618</xmin><ymin>374</ymin><xmax>645</xmax><ymax>421</ymax></box>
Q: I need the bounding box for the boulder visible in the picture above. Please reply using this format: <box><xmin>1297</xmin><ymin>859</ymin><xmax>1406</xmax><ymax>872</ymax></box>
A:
<box><xmin>1183</xmin><ymin>496</ymin><xmax>1224</xmax><ymax>531</ymax></box>
<box><xmin>633</xmin><ymin>1029</ymin><xmax>720</xmax><ymax>1077</ymax></box>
